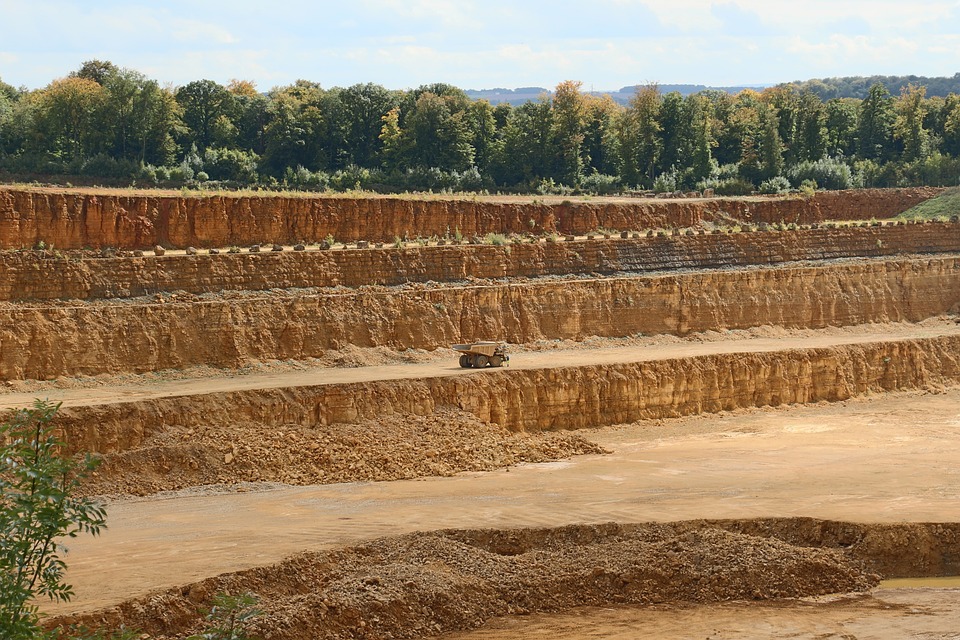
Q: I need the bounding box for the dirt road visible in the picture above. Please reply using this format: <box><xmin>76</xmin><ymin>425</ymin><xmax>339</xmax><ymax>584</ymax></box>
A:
<box><xmin>7</xmin><ymin>319</ymin><xmax>960</xmax><ymax>411</ymax></box>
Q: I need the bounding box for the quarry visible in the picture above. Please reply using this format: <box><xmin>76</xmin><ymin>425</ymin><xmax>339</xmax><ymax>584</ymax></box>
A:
<box><xmin>1</xmin><ymin>185</ymin><xmax>959</xmax><ymax>638</ymax></box>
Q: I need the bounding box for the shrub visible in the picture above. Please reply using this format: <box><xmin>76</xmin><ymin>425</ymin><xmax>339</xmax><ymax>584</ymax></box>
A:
<box><xmin>652</xmin><ymin>168</ymin><xmax>678</xmax><ymax>194</ymax></box>
<box><xmin>758</xmin><ymin>176</ymin><xmax>791</xmax><ymax>194</ymax></box>
<box><xmin>787</xmin><ymin>157</ymin><xmax>852</xmax><ymax>190</ymax></box>
<box><xmin>187</xmin><ymin>592</ymin><xmax>262</xmax><ymax>640</ymax></box>
<box><xmin>580</xmin><ymin>172</ymin><xmax>622</xmax><ymax>195</ymax></box>
<box><xmin>203</xmin><ymin>148</ymin><xmax>260</xmax><ymax>183</ymax></box>
<box><xmin>0</xmin><ymin>400</ymin><xmax>107</xmax><ymax>640</ymax></box>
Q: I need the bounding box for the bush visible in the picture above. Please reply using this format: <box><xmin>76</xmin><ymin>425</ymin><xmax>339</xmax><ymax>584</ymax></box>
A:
<box><xmin>186</xmin><ymin>592</ymin><xmax>261</xmax><ymax>640</ymax></box>
<box><xmin>787</xmin><ymin>157</ymin><xmax>852</xmax><ymax>190</ymax></box>
<box><xmin>0</xmin><ymin>400</ymin><xmax>107</xmax><ymax>640</ymax></box>
<box><xmin>80</xmin><ymin>154</ymin><xmax>138</xmax><ymax>179</ymax></box>
<box><xmin>652</xmin><ymin>168</ymin><xmax>678</xmax><ymax>194</ymax></box>
<box><xmin>203</xmin><ymin>148</ymin><xmax>260</xmax><ymax>183</ymax></box>
<box><xmin>283</xmin><ymin>165</ymin><xmax>329</xmax><ymax>191</ymax></box>
<box><xmin>701</xmin><ymin>178</ymin><xmax>754</xmax><ymax>196</ymax></box>
<box><xmin>758</xmin><ymin>176</ymin><xmax>792</xmax><ymax>194</ymax></box>
<box><xmin>580</xmin><ymin>172</ymin><xmax>622</xmax><ymax>195</ymax></box>
<box><xmin>329</xmin><ymin>164</ymin><xmax>372</xmax><ymax>191</ymax></box>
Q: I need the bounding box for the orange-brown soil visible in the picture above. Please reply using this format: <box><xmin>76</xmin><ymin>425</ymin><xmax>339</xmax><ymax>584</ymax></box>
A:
<box><xmin>0</xmin><ymin>187</ymin><xmax>955</xmax><ymax>639</ymax></box>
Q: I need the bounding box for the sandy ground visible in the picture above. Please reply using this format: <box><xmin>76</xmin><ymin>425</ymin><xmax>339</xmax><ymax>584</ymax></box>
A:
<box><xmin>46</xmin><ymin>384</ymin><xmax>960</xmax><ymax>620</ymax></box>
<box><xmin>442</xmin><ymin>587</ymin><xmax>960</xmax><ymax>639</ymax></box>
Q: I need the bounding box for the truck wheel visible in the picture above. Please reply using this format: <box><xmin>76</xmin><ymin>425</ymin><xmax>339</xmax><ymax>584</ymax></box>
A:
<box><xmin>459</xmin><ymin>355</ymin><xmax>472</xmax><ymax>368</ymax></box>
<box><xmin>489</xmin><ymin>355</ymin><xmax>503</xmax><ymax>367</ymax></box>
<box><xmin>474</xmin><ymin>355</ymin><xmax>489</xmax><ymax>368</ymax></box>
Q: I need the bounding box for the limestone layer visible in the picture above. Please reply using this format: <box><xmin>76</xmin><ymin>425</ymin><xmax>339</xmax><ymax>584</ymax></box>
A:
<box><xmin>1</xmin><ymin>257</ymin><xmax>958</xmax><ymax>380</ymax></box>
<box><xmin>0</xmin><ymin>187</ymin><xmax>939</xmax><ymax>249</ymax></box>
<box><xmin>0</xmin><ymin>221</ymin><xmax>957</xmax><ymax>301</ymax></box>
<box><xmin>53</xmin><ymin>335</ymin><xmax>960</xmax><ymax>455</ymax></box>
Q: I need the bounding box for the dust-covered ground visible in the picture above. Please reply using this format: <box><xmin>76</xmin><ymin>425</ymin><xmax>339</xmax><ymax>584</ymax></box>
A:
<box><xmin>40</xmin><ymin>384</ymin><xmax>960</xmax><ymax>640</ymax></box>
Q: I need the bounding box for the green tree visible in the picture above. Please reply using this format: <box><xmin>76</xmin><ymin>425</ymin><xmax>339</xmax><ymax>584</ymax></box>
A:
<box><xmin>71</xmin><ymin>60</ymin><xmax>119</xmax><ymax>86</ymax></box>
<box><xmin>32</xmin><ymin>77</ymin><xmax>105</xmax><ymax>161</ymax></box>
<box><xmin>95</xmin><ymin>68</ymin><xmax>180</xmax><ymax>164</ymax></box>
<box><xmin>858</xmin><ymin>83</ymin><xmax>895</xmax><ymax>160</ymax></box>
<box><xmin>0</xmin><ymin>400</ymin><xmax>107</xmax><ymax>640</ymax></box>
<box><xmin>824</xmin><ymin>98</ymin><xmax>859</xmax><ymax>157</ymax></box>
<box><xmin>685</xmin><ymin>93</ymin><xmax>715</xmax><ymax>184</ymax></box>
<box><xmin>656</xmin><ymin>91</ymin><xmax>686</xmax><ymax>175</ymax></box>
<box><xmin>757</xmin><ymin>103</ymin><xmax>785</xmax><ymax>180</ymax></box>
<box><xmin>550</xmin><ymin>80</ymin><xmax>587</xmax><ymax>186</ymax></box>
<box><xmin>615</xmin><ymin>84</ymin><xmax>661</xmax><ymax>187</ymax></box>
<box><xmin>466</xmin><ymin>99</ymin><xmax>498</xmax><ymax>176</ymax></box>
<box><xmin>261</xmin><ymin>81</ymin><xmax>327</xmax><ymax>174</ymax></box>
<box><xmin>176</xmin><ymin>80</ymin><xmax>237</xmax><ymax>152</ymax></box>
<box><xmin>492</xmin><ymin>98</ymin><xmax>554</xmax><ymax>186</ymax></box>
<box><xmin>403</xmin><ymin>91</ymin><xmax>475</xmax><ymax>171</ymax></box>
<box><xmin>942</xmin><ymin>94</ymin><xmax>960</xmax><ymax>157</ymax></box>
<box><xmin>763</xmin><ymin>86</ymin><xmax>799</xmax><ymax>163</ymax></box>
<box><xmin>330</xmin><ymin>83</ymin><xmax>398</xmax><ymax>169</ymax></box>
<box><xmin>894</xmin><ymin>84</ymin><xmax>930</xmax><ymax>161</ymax></box>
<box><xmin>795</xmin><ymin>92</ymin><xmax>827</xmax><ymax>162</ymax></box>
<box><xmin>378</xmin><ymin>106</ymin><xmax>407</xmax><ymax>172</ymax></box>
<box><xmin>581</xmin><ymin>93</ymin><xmax>620</xmax><ymax>176</ymax></box>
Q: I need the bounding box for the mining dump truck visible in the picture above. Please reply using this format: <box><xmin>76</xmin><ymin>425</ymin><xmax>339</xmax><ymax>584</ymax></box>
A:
<box><xmin>452</xmin><ymin>342</ymin><xmax>510</xmax><ymax>368</ymax></box>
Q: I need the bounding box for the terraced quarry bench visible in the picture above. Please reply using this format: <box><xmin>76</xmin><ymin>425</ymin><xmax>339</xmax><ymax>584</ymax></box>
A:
<box><xmin>0</xmin><ymin>186</ymin><xmax>957</xmax><ymax>639</ymax></box>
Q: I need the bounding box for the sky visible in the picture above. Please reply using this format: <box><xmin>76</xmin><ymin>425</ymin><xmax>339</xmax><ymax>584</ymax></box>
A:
<box><xmin>2</xmin><ymin>0</ymin><xmax>960</xmax><ymax>92</ymax></box>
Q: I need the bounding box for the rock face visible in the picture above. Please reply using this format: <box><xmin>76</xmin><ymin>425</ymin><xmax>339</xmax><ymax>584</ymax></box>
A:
<box><xmin>1</xmin><ymin>256</ymin><xmax>958</xmax><ymax>380</ymax></box>
<box><xmin>52</xmin><ymin>334</ymin><xmax>960</xmax><ymax>455</ymax></box>
<box><xmin>0</xmin><ymin>222</ymin><xmax>957</xmax><ymax>301</ymax></box>
<box><xmin>0</xmin><ymin>187</ymin><xmax>939</xmax><ymax>249</ymax></box>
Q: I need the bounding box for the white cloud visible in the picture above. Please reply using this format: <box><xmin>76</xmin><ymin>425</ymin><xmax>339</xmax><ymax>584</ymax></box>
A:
<box><xmin>171</xmin><ymin>19</ymin><xmax>238</xmax><ymax>45</ymax></box>
<box><xmin>358</xmin><ymin>0</ymin><xmax>483</xmax><ymax>28</ymax></box>
<box><xmin>726</xmin><ymin>0</ymin><xmax>955</xmax><ymax>33</ymax></box>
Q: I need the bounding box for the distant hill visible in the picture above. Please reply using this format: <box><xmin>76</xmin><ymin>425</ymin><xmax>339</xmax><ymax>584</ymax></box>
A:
<box><xmin>465</xmin><ymin>75</ymin><xmax>960</xmax><ymax>106</ymax></box>
<box><xmin>465</xmin><ymin>84</ymin><xmax>768</xmax><ymax>106</ymax></box>
<box><xmin>777</xmin><ymin>74</ymin><xmax>960</xmax><ymax>100</ymax></box>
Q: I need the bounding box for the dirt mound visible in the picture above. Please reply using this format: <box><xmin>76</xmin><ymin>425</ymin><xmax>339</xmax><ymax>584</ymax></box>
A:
<box><xmin>81</xmin><ymin>408</ymin><xmax>606</xmax><ymax>497</ymax></box>
<box><xmin>51</xmin><ymin>522</ymin><xmax>878</xmax><ymax>639</ymax></box>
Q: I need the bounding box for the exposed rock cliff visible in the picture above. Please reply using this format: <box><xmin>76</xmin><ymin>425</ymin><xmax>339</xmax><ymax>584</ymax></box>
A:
<box><xmin>1</xmin><ymin>257</ymin><xmax>958</xmax><ymax>380</ymax></box>
<box><xmin>53</xmin><ymin>335</ymin><xmax>960</xmax><ymax>456</ymax></box>
<box><xmin>0</xmin><ymin>221</ymin><xmax>957</xmax><ymax>301</ymax></box>
<box><xmin>0</xmin><ymin>187</ymin><xmax>939</xmax><ymax>249</ymax></box>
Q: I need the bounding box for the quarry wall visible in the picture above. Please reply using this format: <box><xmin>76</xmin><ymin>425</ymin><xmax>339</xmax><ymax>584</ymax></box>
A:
<box><xmin>54</xmin><ymin>335</ymin><xmax>960</xmax><ymax>453</ymax></box>
<box><xmin>0</xmin><ymin>187</ymin><xmax>940</xmax><ymax>249</ymax></box>
<box><xmin>0</xmin><ymin>221</ymin><xmax>957</xmax><ymax>301</ymax></box>
<box><xmin>3</xmin><ymin>255</ymin><xmax>958</xmax><ymax>380</ymax></box>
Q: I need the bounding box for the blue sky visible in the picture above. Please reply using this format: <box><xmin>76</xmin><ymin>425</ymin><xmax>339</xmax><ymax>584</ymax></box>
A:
<box><xmin>2</xmin><ymin>0</ymin><xmax>959</xmax><ymax>91</ymax></box>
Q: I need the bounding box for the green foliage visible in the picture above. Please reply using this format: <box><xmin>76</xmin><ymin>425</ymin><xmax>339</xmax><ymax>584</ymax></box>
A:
<box><xmin>652</xmin><ymin>168</ymin><xmax>678</xmax><ymax>193</ymax></box>
<box><xmin>758</xmin><ymin>176</ymin><xmax>792</xmax><ymax>194</ymax></box>
<box><xmin>186</xmin><ymin>593</ymin><xmax>261</xmax><ymax>640</ymax></box>
<box><xmin>579</xmin><ymin>172</ymin><xmax>621</xmax><ymax>195</ymax></box>
<box><xmin>5</xmin><ymin>65</ymin><xmax>960</xmax><ymax>193</ymax></box>
<box><xmin>787</xmin><ymin>157</ymin><xmax>853</xmax><ymax>190</ymax></box>
<box><xmin>799</xmin><ymin>179</ymin><xmax>818</xmax><ymax>196</ymax></box>
<box><xmin>485</xmin><ymin>232</ymin><xmax>508</xmax><ymax>246</ymax></box>
<box><xmin>0</xmin><ymin>400</ymin><xmax>107</xmax><ymax>640</ymax></box>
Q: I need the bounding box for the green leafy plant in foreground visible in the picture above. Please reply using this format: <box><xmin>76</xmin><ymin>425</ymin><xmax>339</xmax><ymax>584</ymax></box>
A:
<box><xmin>0</xmin><ymin>399</ymin><xmax>107</xmax><ymax>640</ymax></box>
<box><xmin>187</xmin><ymin>593</ymin><xmax>262</xmax><ymax>640</ymax></box>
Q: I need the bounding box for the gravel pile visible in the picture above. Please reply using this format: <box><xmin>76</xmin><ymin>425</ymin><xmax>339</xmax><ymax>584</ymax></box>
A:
<box><xmin>82</xmin><ymin>407</ymin><xmax>606</xmax><ymax>497</ymax></box>
<box><xmin>52</xmin><ymin>522</ymin><xmax>878</xmax><ymax>639</ymax></box>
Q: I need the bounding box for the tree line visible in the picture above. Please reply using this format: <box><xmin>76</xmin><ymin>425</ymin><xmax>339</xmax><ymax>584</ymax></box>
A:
<box><xmin>1</xmin><ymin>60</ymin><xmax>959</xmax><ymax>195</ymax></box>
